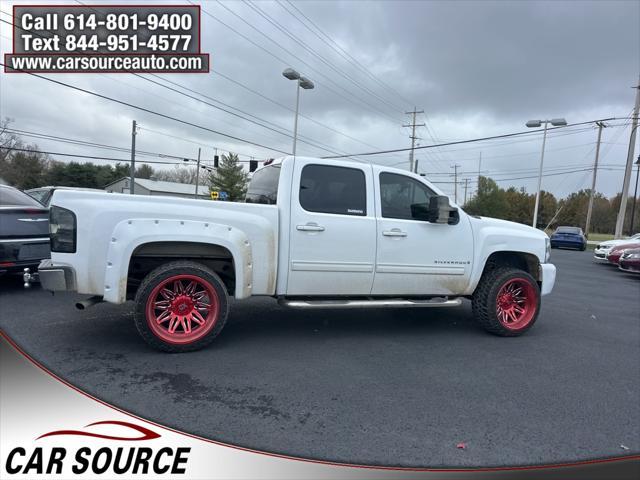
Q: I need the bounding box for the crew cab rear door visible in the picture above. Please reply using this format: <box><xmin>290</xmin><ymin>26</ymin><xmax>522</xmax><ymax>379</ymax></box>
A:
<box><xmin>286</xmin><ymin>160</ymin><xmax>376</xmax><ymax>295</ymax></box>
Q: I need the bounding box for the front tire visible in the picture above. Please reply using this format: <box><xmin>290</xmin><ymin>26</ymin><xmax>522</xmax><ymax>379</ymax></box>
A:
<box><xmin>472</xmin><ymin>267</ymin><xmax>540</xmax><ymax>336</ymax></box>
<box><xmin>134</xmin><ymin>261</ymin><xmax>229</xmax><ymax>352</ymax></box>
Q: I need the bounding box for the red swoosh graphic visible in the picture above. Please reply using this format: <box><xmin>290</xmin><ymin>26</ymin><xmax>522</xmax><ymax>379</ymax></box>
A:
<box><xmin>37</xmin><ymin>420</ymin><xmax>160</xmax><ymax>441</ymax></box>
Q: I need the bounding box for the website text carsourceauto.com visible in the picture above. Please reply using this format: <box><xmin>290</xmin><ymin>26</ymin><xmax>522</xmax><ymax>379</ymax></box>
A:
<box><xmin>4</xmin><ymin>54</ymin><xmax>209</xmax><ymax>73</ymax></box>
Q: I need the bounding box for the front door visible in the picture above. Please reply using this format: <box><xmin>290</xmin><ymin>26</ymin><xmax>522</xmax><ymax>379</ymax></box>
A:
<box><xmin>287</xmin><ymin>160</ymin><xmax>376</xmax><ymax>296</ymax></box>
<box><xmin>372</xmin><ymin>170</ymin><xmax>474</xmax><ymax>296</ymax></box>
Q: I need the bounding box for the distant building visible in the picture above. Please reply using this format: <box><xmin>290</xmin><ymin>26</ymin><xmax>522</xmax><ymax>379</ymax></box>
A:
<box><xmin>104</xmin><ymin>177</ymin><xmax>210</xmax><ymax>200</ymax></box>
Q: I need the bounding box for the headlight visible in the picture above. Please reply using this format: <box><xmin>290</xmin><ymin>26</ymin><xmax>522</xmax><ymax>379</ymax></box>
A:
<box><xmin>50</xmin><ymin>206</ymin><xmax>77</xmax><ymax>253</ymax></box>
<box><xmin>545</xmin><ymin>237</ymin><xmax>551</xmax><ymax>262</ymax></box>
<box><xmin>624</xmin><ymin>252</ymin><xmax>640</xmax><ymax>259</ymax></box>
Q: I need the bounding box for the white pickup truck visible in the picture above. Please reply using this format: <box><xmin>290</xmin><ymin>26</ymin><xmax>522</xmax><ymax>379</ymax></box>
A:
<box><xmin>34</xmin><ymin>156</ymin><xmax>556</xmax><ymax>352</ymax></box>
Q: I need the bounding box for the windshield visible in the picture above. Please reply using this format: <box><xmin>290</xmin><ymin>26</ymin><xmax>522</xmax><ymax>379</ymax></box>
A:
<box><xmin>556</xmin><ymin>227</ymin><xmax>582</xmax><ymax>234</ymax></box>
<box><xmin>0</xmin><ymin>186</ymin><xmax>44</xmax><ymax>207</ymax></box>
<box><xmin>245</xmin><ymin>165</ymin><xmax>281</xmax><ymax>205</ymax></box>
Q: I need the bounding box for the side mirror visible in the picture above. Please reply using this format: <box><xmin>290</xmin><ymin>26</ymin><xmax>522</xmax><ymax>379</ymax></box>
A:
<box><xmin>429</xmin><ymin>195</ymin><xmax>453</xmax><ymax>224</ymax></box>
<box><xmin>411</xmin><ymin>195</ymin><xmax>458</xmax><ymax>224</ymax></box>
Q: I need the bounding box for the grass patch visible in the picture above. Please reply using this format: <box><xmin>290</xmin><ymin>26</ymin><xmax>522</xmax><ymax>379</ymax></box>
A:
<box><xmin>588</xmin><ymin>233</ymin><xmax>615</xmax><ymax>242</ymax></box>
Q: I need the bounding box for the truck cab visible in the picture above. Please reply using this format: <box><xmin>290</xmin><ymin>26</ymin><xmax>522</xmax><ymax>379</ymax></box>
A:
<box><xmin>249</xmin><ymin>157</ymin><xmax>475</xmax><ymax>297</ymax></box>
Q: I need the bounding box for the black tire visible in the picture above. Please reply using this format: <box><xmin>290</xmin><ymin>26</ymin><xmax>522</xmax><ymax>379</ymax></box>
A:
<box><xmin>580</xmin><ymin>244</ymin><xmax>587</xmax><ymax>251</ymax></box>
<box><xmin>471</xmin><ymin>267</ymin><xmax>540</xmax><ymax>337</ymax></box>
<box><xmin>134</xmin><ymin>261</ymin><xmax>229</xmax><ymax>352</ymax></box>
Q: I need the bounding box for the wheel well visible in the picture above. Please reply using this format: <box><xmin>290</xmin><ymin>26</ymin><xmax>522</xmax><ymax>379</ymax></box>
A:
<box><xmin>127</xmin><ymin>241</ymin><xmax>235</xmax><ymax>299</ymax></box>
<box><xmin>482</xmin><ymin>251</ymin><xmax>541</xmax><ymax>282</ymax></box>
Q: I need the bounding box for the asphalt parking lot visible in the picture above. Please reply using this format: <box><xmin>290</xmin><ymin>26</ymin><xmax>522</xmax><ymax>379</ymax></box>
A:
<box><xmin>0</xmin><ymin>249</ymin><xmax>638</xmax><ymax>467</ymax></box>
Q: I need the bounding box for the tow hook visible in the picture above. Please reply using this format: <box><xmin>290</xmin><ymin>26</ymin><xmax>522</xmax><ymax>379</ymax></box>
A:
<box><xmin>23</xmin><ymin>268</ymin><xmax>39</xmax><ymax>288</ymax></box>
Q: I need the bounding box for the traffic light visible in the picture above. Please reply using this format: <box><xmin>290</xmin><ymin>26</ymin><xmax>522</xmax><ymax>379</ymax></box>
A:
<box><xmin>249</xmin><ymin>160</ymin><xmax>258</xmax><ymax>172</ymax></box>
<box><xmin>214</xmin><ymin>155</ymin><xmax>219</xmax><ymax>168</ymax></box>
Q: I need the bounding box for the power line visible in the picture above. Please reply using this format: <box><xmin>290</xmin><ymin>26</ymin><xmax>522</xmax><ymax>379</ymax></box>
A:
<box><xmin>0</xmin><ymin>62</ymin><xmax>291</xmax><ymax>155</ymax></box>
<box><xmin>3</xmin><ymin>126</ymin><xmax>264</xmax><ymax>164</ymax></box>
<box><xmin>2</xmin><ymin>146</ymin><xmax>183</xmax><ymax>165</ymax></box>
<box><xmin>321</xmin><ymin>118</ymin><xmax>622</xmax><ymax>159</ymax></box>
<box><xmin>245</xmin><ymin>0</ymin><xmax>405</xmax><ymax>114</ymax></box>
<box><xmin>136</xmin><ymin>126</ymin><xmax>256</xmax><ymax>160</ymax></box>
<box><xmin>195</xmin><ymin>1</ymin><xmax>401</xmax><ymax>125</ymax></box>
<box><xmin>280</xmin><ymin>0</ymin><xmax>414</xmax><ymax>108</ymax></box>
<box><xmin>430</xmin><ymin>167</ymin><xmax>624</xmax><ymax>185</ymax></box>
<box><xmin>3</xmin><ymin>127</ymin><xmax>193</xmax><ymax>160</ymax></box>
<box><xmin>134</xmin><ymin>74</ymin><xmax>352</xmax><ymax>158</ymax></box>
<box><xmin>1</xmin><ymin>11</ymin><xmax>373</xmax><ymax>159</ymax></box>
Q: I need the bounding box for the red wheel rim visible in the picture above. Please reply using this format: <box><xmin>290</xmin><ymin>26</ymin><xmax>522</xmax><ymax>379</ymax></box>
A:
<box><xmin>495</xmin><ymin>278</ymin><xmax>537</xmax><ymax>330</ymax></box>
<box><xmin>145</xmin><ymin>274</ymin><xmax>219</xmax><ymax>345</ymax></box>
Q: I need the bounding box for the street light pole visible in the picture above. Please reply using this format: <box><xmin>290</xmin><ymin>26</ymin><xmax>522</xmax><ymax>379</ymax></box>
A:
<box><xmin>283</xmin><ymin>68</ymin><xmax>314</xmax><ymax>157</ymax></box>
<box><xmin>292</xmin><ymin>81</ymin><xmax>300</xmax><ymax>156</ymax></box>
<box><xmin>532</xmin><ymin>121</ymin><xmax>548</xmax><ymax>229</ymax></box>
<box><xmin>526</xmin><ymin>117</ymin><xmax>567</xmax><ymax>228</ymax></box>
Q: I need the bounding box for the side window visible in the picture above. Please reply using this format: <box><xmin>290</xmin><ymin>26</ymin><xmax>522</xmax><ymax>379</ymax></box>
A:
<box><xmin>26</xmin><ymin>190</ymin><xmax>47</xmax><ymax>204</ymax></box>
<box><xmin>380</xmin><ymin>172</ymin><xmax>436</xmax><ymax>220</ymax></box>
<box><xmin>246</xmin><ymin>165</ymin><xmax>281</xmax><ymax>204</ymax></box>
<box><xmin>299</xmin><ymin>164</ymin><xmax>367</xmax><ymax>216</ymax></box>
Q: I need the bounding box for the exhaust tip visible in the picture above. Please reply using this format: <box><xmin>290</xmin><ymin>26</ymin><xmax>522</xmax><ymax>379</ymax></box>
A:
<box><xmin>75</xmin><ymin>296</ymin><xmax>103</xmax><ymax>310</ymax></box>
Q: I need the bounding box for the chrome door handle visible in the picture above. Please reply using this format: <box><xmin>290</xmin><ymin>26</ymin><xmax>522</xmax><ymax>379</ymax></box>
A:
<box><xmin>382</xmin><ymin>229</ymin><xmax>407</xmax><ymax>237</ymax></box>
<box><xmin>297</xmin><ymin>223</ymin><xmax>325</xmax><ymax>232</ymax></box>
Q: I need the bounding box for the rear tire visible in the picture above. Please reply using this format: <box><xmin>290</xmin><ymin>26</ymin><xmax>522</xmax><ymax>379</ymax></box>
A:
<box><xmin>472</xmin><ymin>267</ymin><xmax>540</xmax><ymax>336</ymax></box>
<box><xmin>134</xmin><ymin>261</ymin><xmax>229</xmax><ymax>352</ymax></box>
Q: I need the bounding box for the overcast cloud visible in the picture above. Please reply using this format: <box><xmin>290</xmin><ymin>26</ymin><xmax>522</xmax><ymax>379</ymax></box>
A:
<box><xmin>1</xmin><ymin>0</ymin><xmax>638</xmax><ymax>199</ymax></box>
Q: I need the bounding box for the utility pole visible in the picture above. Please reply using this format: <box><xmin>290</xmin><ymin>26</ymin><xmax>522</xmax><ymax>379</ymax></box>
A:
<box><xmin>585</xmin><ymin>121</ymin><xmax>606</xmax><ymax>237</ymax></box>
<box><xmin>403</xmin><ymin>108</ymin><xmax>425</xmax><ymax>172</ymax></box>
<box><xmin>463</xmin><ymin>178</ymin><xmax>469</xmax><ymax>205</ymax></box>
<box><xmin>129</xmin><ymin>120</ymin><xmax>137</xmax><ymax>195</ymax></box>
<box><xmin>194</xmin><ymin>147</ymin><xmax>201</xmax><ymax>199</ymax></box>
<box><xmin>451</xmin><ymin>164</ymin><xmax>460</xmax><ymax>203</ymax></box>
<box><xmin>614</xmin><ymin>76</ymin><xmax>640</xmax><ymax>238</ymax></box>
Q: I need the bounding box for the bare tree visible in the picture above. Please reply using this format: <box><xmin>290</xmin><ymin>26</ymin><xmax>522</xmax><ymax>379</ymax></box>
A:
<box><xmin>0</xmin><ymin>117</ymin><xmax>21</xmax><ymax>162</ymax></box>
<box><xmin>151</xmin><ymin>164</ymin><xmax>198</xmax><ymax>184</ymax></box>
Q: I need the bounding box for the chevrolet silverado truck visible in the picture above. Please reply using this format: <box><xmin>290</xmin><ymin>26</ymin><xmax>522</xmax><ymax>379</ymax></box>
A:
<box><xmin>32</xmin><ymin>156</ymin><xmax>556</xmax><ymax>352</ymax></box>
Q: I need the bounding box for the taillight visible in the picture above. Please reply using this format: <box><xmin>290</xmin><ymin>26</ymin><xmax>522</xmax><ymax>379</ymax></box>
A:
<box><xmin>50</xmin><ymin>206</ymin><xmax>77</xmax><ymax>253</ymax></box>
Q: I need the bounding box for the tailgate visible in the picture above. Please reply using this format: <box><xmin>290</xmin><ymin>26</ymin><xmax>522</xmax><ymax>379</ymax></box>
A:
<box><xmin>0</xmin><ymin>207</ymin><xmax>49</xmax><ymax>239</ymax></box>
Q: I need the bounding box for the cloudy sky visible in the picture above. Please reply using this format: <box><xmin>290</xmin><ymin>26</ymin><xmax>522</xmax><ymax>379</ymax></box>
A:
<box><xmin>1</xmin><ymin>0</ymin><xmax>638</xmax><ymax>200</ymax></box>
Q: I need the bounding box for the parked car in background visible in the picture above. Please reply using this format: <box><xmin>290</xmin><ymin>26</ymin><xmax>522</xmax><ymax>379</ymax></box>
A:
<box><xmin>606</xmin><ymin>242</ymin><xmax>640</xmax><ymax>266</ymax></box>
<box><xmin>25</xmin><ymin>186</ymin><xmax>102</xmax><ymax>207</ymax></box>
<box><xmin>618</xmin><ymin>248</ymin><xmax>640</xmax><ymax>274</ymax></box>
<box><xmin>594</xmin><ymin>233</ymin><xmax>640</xmax><ymax>260</ymax></box>
<box><xmin>550</xmin><ymin>226</ymin><xmax>587</xmax><ymax>251</ymax></box>
<box><xmin>0</xmin><ymin>185</ymin><xmax>50</xmax><ymax>276</ymax></box>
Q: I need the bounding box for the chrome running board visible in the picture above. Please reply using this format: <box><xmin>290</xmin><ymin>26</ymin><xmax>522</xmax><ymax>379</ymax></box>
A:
<box><xmin>278</xmin><ymin>297</ymin><xmax>462</xmax><ymax>309</ymax></box>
